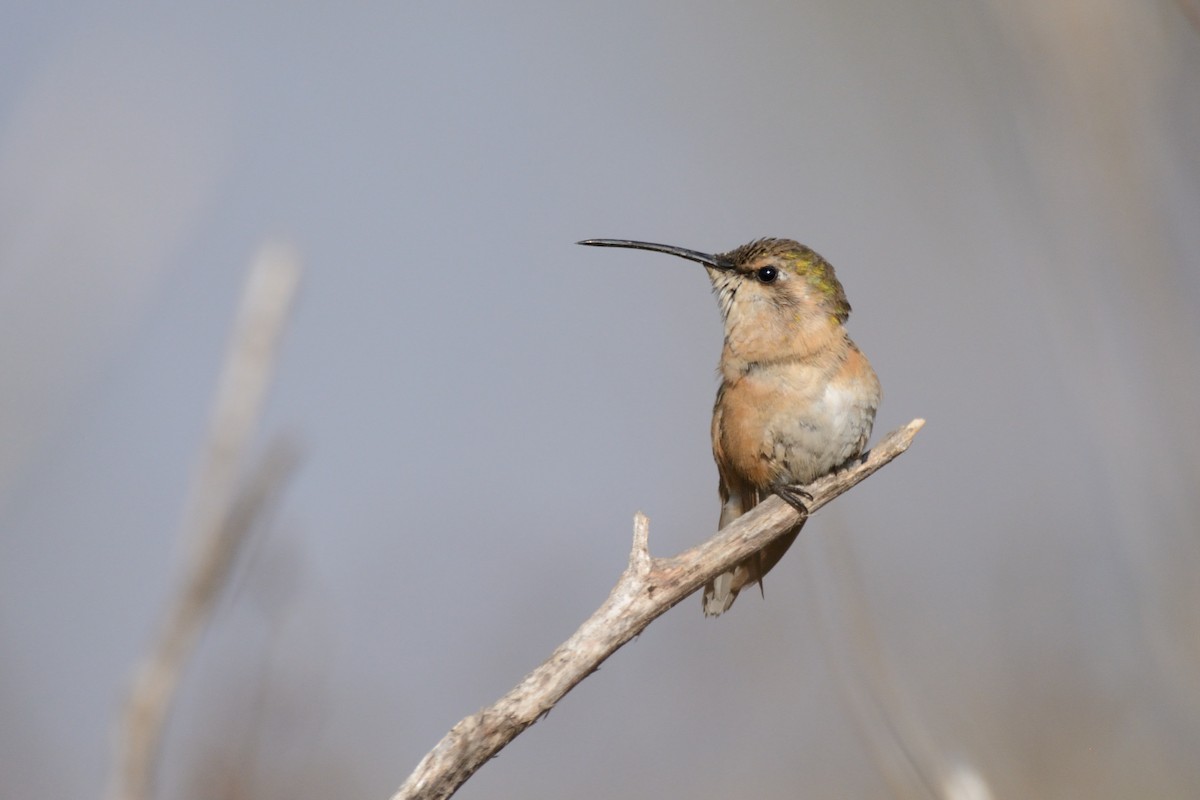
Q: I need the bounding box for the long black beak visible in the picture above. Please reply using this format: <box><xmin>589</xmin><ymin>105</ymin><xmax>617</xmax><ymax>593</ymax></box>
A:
<box><xmin>577</xmin><ymin>239</ymin><xmax>734</xmax><ymax>271</ymax></box>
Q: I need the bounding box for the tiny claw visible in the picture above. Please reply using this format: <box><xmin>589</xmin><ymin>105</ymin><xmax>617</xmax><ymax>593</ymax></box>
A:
<box><xmin>774</xmin><ymin>483</ymin><xmax>813</xmax><ymax>514</ymax></box>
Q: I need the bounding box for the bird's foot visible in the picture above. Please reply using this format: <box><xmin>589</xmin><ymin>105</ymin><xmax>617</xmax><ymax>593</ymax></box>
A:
<box><xmin>773</xmin><ymin>482</ymin><xmax>813</xmax><ymax>515</ymax></box>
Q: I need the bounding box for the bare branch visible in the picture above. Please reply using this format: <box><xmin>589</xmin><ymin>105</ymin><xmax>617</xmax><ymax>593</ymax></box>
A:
<box><xmin>393</xmin><ymin>418</ymin><xmax>925</xmax><ymax>800</ymax></box>
<box><xmin>107</xmin><ymin>244</ymin><xmax>302</xmax><ymax>800</ymax></box>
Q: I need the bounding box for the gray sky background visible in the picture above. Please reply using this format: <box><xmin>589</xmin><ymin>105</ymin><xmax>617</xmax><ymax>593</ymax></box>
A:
<box><xmin>2</xmin><ymin>2</ymin><xmax>1199</xmax><ymax>798</ymax></box>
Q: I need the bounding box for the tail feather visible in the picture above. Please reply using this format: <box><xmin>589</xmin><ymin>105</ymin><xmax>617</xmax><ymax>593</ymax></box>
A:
<box><xmin>702</xmin><ymin>524</ymin><xmax>803</xmax><ymax>616</ymax></box>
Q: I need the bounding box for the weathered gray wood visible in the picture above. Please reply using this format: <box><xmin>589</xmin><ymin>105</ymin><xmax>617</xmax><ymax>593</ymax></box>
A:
<box><xmin>393</xmin><ymin>418</ymin><xmax>926</xmax><ymax>800</ymax></box>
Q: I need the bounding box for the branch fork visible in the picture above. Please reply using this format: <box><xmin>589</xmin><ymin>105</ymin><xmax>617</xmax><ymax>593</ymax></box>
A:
<box><xmin>394</xmin><ymin>418</ymin><xmax>926</xmax><ymax>800</ymax></box>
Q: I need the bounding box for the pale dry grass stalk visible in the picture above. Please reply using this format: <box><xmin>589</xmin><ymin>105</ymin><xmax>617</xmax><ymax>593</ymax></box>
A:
<box><xmin>107</xmin><ymin>244</ymin><xmax>301</xmax><ymax>800</ymax></box>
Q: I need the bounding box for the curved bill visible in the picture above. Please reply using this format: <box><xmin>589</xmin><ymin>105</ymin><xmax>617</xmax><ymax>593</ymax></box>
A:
<box><xmin>577</xmin><ymin>239</ymin><xmax>733</xmax><ymax>271</ymax></box>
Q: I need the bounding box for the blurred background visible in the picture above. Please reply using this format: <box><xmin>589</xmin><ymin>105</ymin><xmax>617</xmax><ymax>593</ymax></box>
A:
<box><xmin>2</xmin><ymin>2</ymin><xmax>1198</xmax><ymax>798</ymax></box>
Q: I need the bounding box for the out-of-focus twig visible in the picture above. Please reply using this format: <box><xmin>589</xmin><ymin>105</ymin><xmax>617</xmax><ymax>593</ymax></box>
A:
<box><xmin>107</xmin><ymin>244</ymin><xmax>302</xmax><ymax>800</ymax></box>
<box><xmin>805</xmin><ymin>520</ymin><xmax>983</xmax><ymax>799</ymax></box>
<box><xmin>1178</xmin><ymin>0</ymin><xmax>1200</xmax><ymax>34</ymax></box>
<box><xmin>393</xmin><ymin>419</ymin><xmax>925</xmax><ymax>800</ymax></box>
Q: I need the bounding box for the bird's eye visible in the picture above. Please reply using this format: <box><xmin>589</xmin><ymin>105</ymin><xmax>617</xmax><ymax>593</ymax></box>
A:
<box><xmin>755</xmin><ymin>266</ymin><xmax>779</xmax><ymax>284</ymax></box>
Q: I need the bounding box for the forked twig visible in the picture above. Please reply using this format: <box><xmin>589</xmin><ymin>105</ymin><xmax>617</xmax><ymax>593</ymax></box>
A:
<box><xmin>394</xmin><ymin>418</ymin><xmax>925</xmax><ymax>800</ymax></box>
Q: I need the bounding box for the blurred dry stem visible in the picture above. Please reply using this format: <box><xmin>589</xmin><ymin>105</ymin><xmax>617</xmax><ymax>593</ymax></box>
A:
<box><xmin>107</xmin><ymin>245</ymin><xmax>302</xmax><ymax>800</ymax></box>
<box><xmin>807</xmin><ymin>520</ymin><xmax>953</xmax><ymax>799</ymax></box>
<box><xmin>393</xmin><ymin>418</ymin><xmax>925</xmax><ymax>800</ymax></box>
<box><xmin>1179</xmin><ymin>0</ymin><xmax>1200</xmax><ymax>32</ymax></box>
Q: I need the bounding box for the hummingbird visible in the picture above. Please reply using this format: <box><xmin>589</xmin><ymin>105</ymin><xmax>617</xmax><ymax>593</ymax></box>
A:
<box><xmin>579</xmin><ymin>237</ymin><xmax>881</xmax><ymax>615</ymax></box>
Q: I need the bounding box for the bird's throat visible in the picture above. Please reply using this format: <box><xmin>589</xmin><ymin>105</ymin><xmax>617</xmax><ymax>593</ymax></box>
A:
<box><xmin>720</xmin><ymin>318</ymin><xmax>848</xmax><ymax>382</ymax></box>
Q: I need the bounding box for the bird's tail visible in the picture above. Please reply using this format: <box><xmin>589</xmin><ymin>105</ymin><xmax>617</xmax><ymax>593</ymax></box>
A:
<box><xmin>702</xmin><ymin>524</ymin><xmax>803</xmax><ymax>616</ymax></box>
